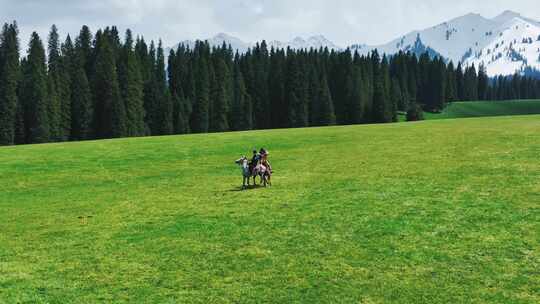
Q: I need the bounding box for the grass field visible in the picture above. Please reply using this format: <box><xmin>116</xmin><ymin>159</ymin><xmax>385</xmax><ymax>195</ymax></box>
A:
<box><xmin>1</xmin><ymin>115</ymin><xmax>539</xmax><ymax>303</ymax></box>
<box><xmin>424</xmin><ymin>99</ymin><xmax>540</xmax><ymax>120</ymax></box>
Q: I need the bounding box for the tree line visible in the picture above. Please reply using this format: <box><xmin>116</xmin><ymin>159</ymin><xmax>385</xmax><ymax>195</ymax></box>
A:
<box><xmin>2</xmin><ymin>22</ymin><xmax>540</xmax><ymax>146</ymax></box>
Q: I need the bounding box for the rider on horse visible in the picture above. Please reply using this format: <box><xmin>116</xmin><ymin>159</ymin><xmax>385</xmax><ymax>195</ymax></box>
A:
<box><xmin>250</xmin><ymin>149</ymin><xmax>261</xmax><ymax>174</ymax></box>
<box><xmin>259</xmin><ymin>148</ymin><xmax>272</xmax><ymax>174</ymax></box>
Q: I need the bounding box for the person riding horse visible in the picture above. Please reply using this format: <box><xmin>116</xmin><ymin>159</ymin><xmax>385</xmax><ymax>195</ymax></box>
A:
<box><xmin>259</xmin><ymin>148</ymin><xmax>272</xmax><ymax>174</ymax></box>
<box><xmin>236</xmin><ymin>148</ymin><xmax>272</xmax><ymax>189</ymax></box>
<box><xmin>249</xmin><ymin>148</ymin><xmax>271</xmax><ymax>174</ymax></box>
<box><xmin>249</xmin><ymin>149</ymin><xmax>261</xmax><ymax>174</ymax></box>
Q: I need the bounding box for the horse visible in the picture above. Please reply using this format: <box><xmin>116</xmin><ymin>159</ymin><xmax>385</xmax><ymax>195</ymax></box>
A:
<box><xmin>235</xmin><ymin>156</ymin><xmax>269</xmax><ymax>189</ymax></box>
<box><xmin>261</xmin><ymin>159</ymin><xmax>272</xmax><ymax>186</ymax></box>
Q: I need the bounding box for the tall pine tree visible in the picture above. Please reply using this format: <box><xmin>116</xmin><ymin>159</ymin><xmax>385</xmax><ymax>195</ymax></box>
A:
<box><xmin>118</xmin><ymin>29</ymin><xmax>145</xmax><ymax>137</ymax></box>
<box><xmin>0</xmin><ymin>23</ymin><xmax>20</xmax><ymax>145</ymax></box>
<box><xmin>92</xmin><ymin>31</ymin><xmax>126</xmax><ymax>138</ymax></box>
<box><xmin>22</xmin><ymin>32</ymin><xmax>50</xmax><ymax>143</ymax></box>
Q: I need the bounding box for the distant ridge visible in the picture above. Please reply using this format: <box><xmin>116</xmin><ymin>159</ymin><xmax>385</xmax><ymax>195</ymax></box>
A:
<box><xmin>168</xmin><ymin>10</ymin><xmax>540</xmax><ymax>77</ymax></box>
<box><xmin>352</xmin><ymin>10</ymin><xmax>540</xmax><ymax>76</ymax></box>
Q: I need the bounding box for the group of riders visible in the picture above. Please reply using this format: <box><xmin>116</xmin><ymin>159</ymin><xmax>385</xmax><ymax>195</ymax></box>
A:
<box><xmin>236</xmin><ymin>148</ymin><xmax>273</xmax><ymax>188</ymax></box>
<box><xmin>250</xmin><ymin>148</ymin><xmax>272</xmax><ymax>176</ymax></box>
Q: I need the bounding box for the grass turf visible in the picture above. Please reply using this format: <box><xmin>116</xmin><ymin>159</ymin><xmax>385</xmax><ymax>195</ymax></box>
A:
<box><xmin>1</xmin><ymin>115</ymin><xmax>539</xmax><ymax>303</ymax></box>
<box><xmin>424</xmin><ymin>99</ymin><xmax>540</xmax><ymax>120</ymax></box>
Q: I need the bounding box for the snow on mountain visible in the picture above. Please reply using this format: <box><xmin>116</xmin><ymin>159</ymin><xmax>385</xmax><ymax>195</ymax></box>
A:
<box><xmin>171</xmin><ymin>34</ymin><xmax>341</xmax><ymax>54</ymax></box>
<box><xmin>352</xmin><ymin>11</ymin><xmax>540</xmax><ymax>77</ymax></box>
<box><xmin>168</xmin><ymin>11</ymin><xmax>540</xmax><ymax>77</ymax></box>
<box><xmin>176</xmin><ymin>33</ymin><xmax>251</xmax><ymax>53</ymax></box>
<box><xmin>353</xmin><ymin>13</ymin><xmax>499</xmax><ymax>64</ymax></box>
<box><xmin>464</xmin><ymin>16</ymin><xmax>540</xmax><ymax>76</ymax></box>
<box><xmin>267</xmin><ymin>35</ymin><xmax>342</xmax><ymax>50</ymax></box>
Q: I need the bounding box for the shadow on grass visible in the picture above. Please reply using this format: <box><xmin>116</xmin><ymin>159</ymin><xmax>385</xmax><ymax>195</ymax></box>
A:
<box><xmin>228</xmin><ymin>184</ymin><xmax>268</xmax><ymax>192</ymax></box>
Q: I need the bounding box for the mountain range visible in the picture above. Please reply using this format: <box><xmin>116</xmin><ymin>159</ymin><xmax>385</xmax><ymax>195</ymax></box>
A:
<box><xmin>169</xmin><ymin>10</ymin><xmax>540</xmax><ymax>77</ymax></box>
<box><xmin>173</xmin><ymin>33</ymin><xmax>341</xmax><ymax>54</ymax></box>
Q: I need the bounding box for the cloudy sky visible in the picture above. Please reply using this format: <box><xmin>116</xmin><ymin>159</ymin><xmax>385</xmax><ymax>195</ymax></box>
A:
<box><xmin>1</xmin><ymin>0</ymin><xmax>539</xmax><ymax>49</ymax></box>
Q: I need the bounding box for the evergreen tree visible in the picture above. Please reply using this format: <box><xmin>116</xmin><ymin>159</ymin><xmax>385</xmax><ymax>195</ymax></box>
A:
<box><xmin>390</xmin><ymin>77</ymin><xmax>402</xmax><ymax>122</ymax></box>
<box><xmin>191</xmin><ymin>42</ymin><xmax>210</xmax><ymax>133</ymax></box>
<box><xmin>286</xmin><ymin>52</ymin><xmax>309</xmax><ymax>127</ymax></box>
<box><xmin>445</xmin><ymin>61</ymin><xmax>457</xmax><ymax>102</ymax></box>
<box><xmin>477</xmin><ymin>64</ymin><xmax>489</xmax><ymax>100</ymax></box>
<box><xmin>58</xmin><ymin>35</ymin><xmax>73</xmax><ymax>140</ymax></box>
<box><xmin>154</xmin><ymin>41</ymin><xmax>173</xmax><ymax>135</ymax></box>
<box><xmin>463</xmin><ymin>64</ymin><xmax>478</xmax><ymax>101</ymax></box>
<box><xmin>307</xmin><ymin>65</ymin><xmax>321</xmax><ymax>126</ymax></box>
<box><xmin>348</xmin><ymin>66</ymin><xmax>367</xmax><ymax>124</ymax></box>
<box><xmin>431</xmin><ymin>57</ymin><xmax>447</xmax><ymax>111</ymax></box>
<box><xmin>47</xmin><ymin>25</ymin><xmax>62</xmax><ymax>141</ymax></box>
<box><xmin>92</xmin><ymin>32</ymin><xmax>126</xmax><ymax>138</ymax></box>
<box><xmin>118</xmin><ymin>29</ymin><xmax>145</xmax><ymax>136</ymax></box>
<box><xmin>251</xmin><ymin>41</ymin><xmax>270</xmax><ymax>129</ymax></box>
<box><xmin>372</xmin><ymin>53</ymin><xmax>392</xmax><ymax>123</ymax></box>
<box><xmin>143</xmin><ymin>41</ymin><xmax>158</xmax><ymax>134</ymax></box>
<box><xmin>70</xmin><ymin>64</ymin><xmax>93</xmax><ymax>140</ymax></box>
<box><xmin>0</xmin><ymin>22</ymin><xmax>20</xmax><ymax>145</ymax></box>
<box><xmin>211</xmin><ymin>58</ymin><xmax>230</xmax><ymax>132</ymax></box>
<box><xmin>268</xmin><ymin>49</ymin><xmax>286</xmax><ymax>128</ymax></box>
<box><xmin>316</xmin><ymin>72</ymin><xmax>336</xmax><ymax>126</ymax></box>
<box><xmin>455</xmin><ymin>62</ymin><xmax>465</xmax><ymax>101</ymax></box>
<box><xmin>76</xmin><ymin>25</ymin><xmax>93</xmax><ymax>78</ymax></box>
<box><xmin>22</xmin><ymin>32</ymin><xmax>50</xmax><ymax>143</ymax></box>
<box><xmin>231</xmin><ymin>63</ymin><xmax>252</xmax><ymax>130</ymax></box>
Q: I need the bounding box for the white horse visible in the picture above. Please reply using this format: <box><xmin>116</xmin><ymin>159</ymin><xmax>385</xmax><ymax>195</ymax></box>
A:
<box><xmin>235</xmin><ymin>156</ymin><xmax>269</xmax><ymax>189</ymax></box>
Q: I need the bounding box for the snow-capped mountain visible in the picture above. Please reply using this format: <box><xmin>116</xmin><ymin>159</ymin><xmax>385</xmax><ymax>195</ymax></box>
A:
<box><xmin>169</xmin><ymin>11</ymin><xmax>540</xmax><ymax>77</ymax></box>
<box><xmin>464</xmin><ymin>14</ymin><xmax>540</xmax><ymax>76</ymax></box>
<box><xmin>177</xmin><ymin>33</ymin><xmax>252</xmax><ymax>53</ymax></box>
<box><xmin>267</xmin><ymin>35</ymin><xmax>342</xmax><ymax>50</ymax></box>
<box><xmin>353</xmin><ymin>10</ymin><xmax>540</xmax><ymax>76</ymax></box>
<box><xmin>172</xmin><ymin>33</ymin><xmax>341</xmax><ymax>54</ymax></box>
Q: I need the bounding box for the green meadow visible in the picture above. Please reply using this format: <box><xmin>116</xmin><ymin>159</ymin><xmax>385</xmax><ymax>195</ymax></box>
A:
<box><xmin>1</xmin><ymin>115</ymin><xmax>539</xmax><ymax>303</ymax></box>
<box><xmin>424</xmin><ymin>100</ymin><xmax>540</xmax><ymax>120</ymax></box>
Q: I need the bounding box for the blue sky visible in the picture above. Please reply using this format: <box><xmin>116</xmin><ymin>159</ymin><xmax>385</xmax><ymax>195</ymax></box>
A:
<box><xmin>1</xmin><ymin>0</ymin><xmax>539</xmax><ymax>48</ymax></box>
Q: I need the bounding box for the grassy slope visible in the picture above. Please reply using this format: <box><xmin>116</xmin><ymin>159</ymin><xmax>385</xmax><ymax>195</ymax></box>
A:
<box><xmin>1</xmin><ymin>116</ymin><xmax>539</xmax><ymax>303</ymax></box>
<box><xmin>424</xmin><ymin>100</ymin><xmax>540</xmax><ymax>120</ymax></box>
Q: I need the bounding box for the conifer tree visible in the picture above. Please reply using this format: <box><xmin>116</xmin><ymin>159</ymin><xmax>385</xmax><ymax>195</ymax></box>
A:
<box><xmin>348</xmin><ymin>66</ymin><xmax>367</xmax><ymax>124</ymax></box>
<box><xmin>307</xmin><ymin>65</ymin><xmax>321</xmax><ymax>126</ymax></box>
<box><xmin>92</xmin><ymin>33</ymin><xmax>126</xmax><ymax>138</ymax></box>
<box><xmin>76</xmin><ymin>25</ymin><xmax>93</xmax><ymax>78</ymax></box>
<box><xmin>0</xmin><ymin>22</ymin><xmax>20</xmax><ymax>145</ymax></box>
<box><xmin>390</xmin><ymin>77</ymin><xmax>402</xmax><ymax>122</ymax></box>
<box><xmin>70</xmin><ymin>64</ymin><xmax>93</xmax><ymax>140</ymax></box>
<box><xmin>58</xmin><ymin>35</ymin><xmax>73</xmax><ymax>140</ymax></box>
<box><xmin>22</xmin><ymin>32</ymin><xmax>50</xmax><ymax>143</ymax></box>
<box><xmin>431</xmin><ymin>57</ymin><xmax>447</xmax><ymax>111</ymax></box>
<box><xmin>372</xmin><ymin>53</ymin><xmax>392</xmax><ymax>123</ymax></box>
<box><xmin>47</xmin><ymin>25</ymin><xmax>63</xmax><ymax>141</ymax></box>
<box><xmin>211</xmin><ymin>58</ymin><xmax>230</xmax><ymax>132</ymax></box>
<box><xmin>268</xmin><ymin>49</ymin><xmax>286</xmax><ymax>128</ymax></box>
<box><xmin>445</xmin><ymin>61</ymin><xmax>457</xmax><ymax>102</ymax></box>
<box><xmin>477</xmin><ymin>64</ymin><xmax>489</xmax><ymax>100</ymax></box>
<box><xmin>118</xmin><ymin>29</ymin><xmax>145</xmax><ymax>136</ymax></box>
<box><xmin>153</xmin><ymin>40</ymin><xmax>173</xmax><ymax>135</ymax></box>
<box><xmin>252</xmin><ymin>41</ymin><xmax>270</xmax><ymax>129</ymax></box>
<box><xmin>316</xmin><ymin>72</ymin><xmax>336</xmax><ymax>126</ymax></box>
<box><xmin>231</xmin><ymin>63</ymin><xmax>251</xmax><ymax>130</ymax></box>
<box><xmin>464</xmin><ymin>64</ymin><xmax>478</xmax><ymax>101</ymax></box>
<box><xmin>191</xmin><ymin>43</ymin><xmax>210</xmax><ymax>133</ymax></box>
<box><xmin>455</xmin><ymin>62</ymin><xmax>465</xmax><ymax>100</ymax></box>
<box><xmin>286</xmin><ymin>53</ymin><xmax>309</xmax><ymax>127</ymax></box>
<box><xmin>142</xmin><ymin>41</ymin><xmax>159</xmax><ymax>134</ymax></box>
